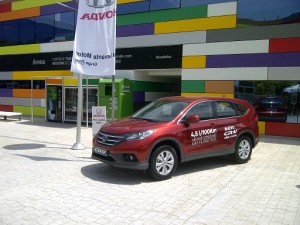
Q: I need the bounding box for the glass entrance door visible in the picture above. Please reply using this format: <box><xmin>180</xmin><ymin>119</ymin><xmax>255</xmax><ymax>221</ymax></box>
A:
<box><xmin>47</xmin><ymin>85</ymin><xmax>62</xmax><ymax>122</ymax></box>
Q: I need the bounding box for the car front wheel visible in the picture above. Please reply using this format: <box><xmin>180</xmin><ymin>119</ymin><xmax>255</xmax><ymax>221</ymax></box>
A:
<box><xmin>147</xmin><ymin>145</ymin><xmax>178</xmax><ymax>181</ymax></box>
<box><xmin>234</xmin><ymin>136</ymin><xmax>252</xmax><ymax>163</ymax></box>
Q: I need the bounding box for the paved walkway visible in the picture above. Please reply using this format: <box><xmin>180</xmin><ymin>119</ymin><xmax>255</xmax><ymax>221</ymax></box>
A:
<box><xmin>0</xmin><ymin>117</ymin><xmax>300</xmax><ymax>225</ymax></box>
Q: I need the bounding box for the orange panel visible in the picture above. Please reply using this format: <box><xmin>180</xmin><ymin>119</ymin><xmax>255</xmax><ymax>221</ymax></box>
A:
<box><xmin>13</xmin><ymin>89</ymin><xmax>45</xmax><ymax>99</ymax></box>
<box><xmin>33</xmin><ymin>89</ymin><xmax>45</xmax><ymax>98</ymax></box>
<box><xmin>205</xmin><ymin>81</ymin><xmax>234</xmax><ymax>94</ymax></box>
<box><xmin>46</xmin><ymin>79</ymin><xmax>63</xmax><ymax>85</ymax></box>
<box><xmin>0</xmin><ymin>7</ymin><xmax>40</xmax><ymax>22</ymax></box>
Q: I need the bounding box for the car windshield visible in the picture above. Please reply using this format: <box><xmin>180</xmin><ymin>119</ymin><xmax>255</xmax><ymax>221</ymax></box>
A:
<box><xmin>131</xmin><ymin>100</ymin><xmax>189</xmax><ymax>122</ymax></box>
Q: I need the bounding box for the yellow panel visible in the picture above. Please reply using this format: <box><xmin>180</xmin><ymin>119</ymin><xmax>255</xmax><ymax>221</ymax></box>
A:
<box><xmin>63</xmin><ymin>78</ymin><xmax>78</xmax><ymax>86</ymax></box>
<box><xmin>181</xmin><ymin>92</ymin><xmax>234</xmax><ymax>98</ymax></box>
<box><xmin>182</xmin><ymin>56</ymin><xmax>206</xmax><ymax>69</ymax></box>
<box><xmin>258</xmin><ymin>121</ymin><xmax>266</xmax><ymax>135</ymax></box>
<box><xmin>0</xmin><ymin>44</ymin><xmax>40</xmax><ymax>55</ymax></box>
<box><xmin>13</xmin><ymin>71</ymin><xmax>73</xmax><ymax>80</ymax></box>
<box><xmin>12</xmin><ymin>0</ymin><xmax>71</xmax><ymax>10</ymax></box>
<box><xmin>155</xmin><ymin>15</ymin><xmax>236</xmax><ymax>34</ymax></box>
<box><xmin>118</xmin><ymin>0</ymin><xmax>143</xmax><ymax>4</ymax></box>
<box><xmin>13</xmin><ymin>106</ymin><xmax>45</xmax><ymax>117</ymax></box>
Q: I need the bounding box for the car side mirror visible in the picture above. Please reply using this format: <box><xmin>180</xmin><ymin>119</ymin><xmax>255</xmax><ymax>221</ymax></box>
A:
<box><xmin>182</xmin><ymin>115</ymin><xmax>200</xmax><ymax>124</ymax></box>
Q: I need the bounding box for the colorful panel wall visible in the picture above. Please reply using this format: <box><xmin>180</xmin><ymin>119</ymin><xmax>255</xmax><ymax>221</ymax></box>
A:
<box><xmin>0</xmin><ymin>0</ymin><xmax>300</xmax><ymax>136</ymax></box>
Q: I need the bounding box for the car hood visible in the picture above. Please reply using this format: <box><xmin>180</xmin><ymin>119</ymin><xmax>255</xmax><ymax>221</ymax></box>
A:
<box><xmin>101</xmin><ymin>117</ymin><xmax>168</xmax><ymax>135</ymax></box>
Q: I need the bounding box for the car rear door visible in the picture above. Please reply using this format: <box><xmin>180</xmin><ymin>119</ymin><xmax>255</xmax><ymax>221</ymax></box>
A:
<box><xmin>180</xmin><ymin>101</ymin><xmax>219</xmax><ymax>156</ymax></box>
<box><xmin>213</xmin><ymin>100</ymin><xmax>242</xmax><ymax>150</ymax></box>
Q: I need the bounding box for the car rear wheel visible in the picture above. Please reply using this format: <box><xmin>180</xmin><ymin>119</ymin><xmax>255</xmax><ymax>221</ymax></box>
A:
<box><xmin>147</xmin><ymin>145</ymin><xmax>178</xmax><ymax>181</ymax></box>
<box><xmin>234</xmin><ymin>136</ymin><xmax>252</xmax><ymax>163</ymax></box>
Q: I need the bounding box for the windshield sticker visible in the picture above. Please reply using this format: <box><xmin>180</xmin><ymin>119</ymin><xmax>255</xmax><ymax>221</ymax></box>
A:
<box><xmin>224</xmin><ymin>126</ymin><xmax>237</xmax><ymax>139</ymax></box>
<box><xmin>191</xmin><ymin>128</ymin><xmax>217</xmax><ymax>146</ymax></box>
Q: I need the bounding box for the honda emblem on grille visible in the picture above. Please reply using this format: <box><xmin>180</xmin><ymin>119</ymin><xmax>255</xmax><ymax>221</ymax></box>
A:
<box><xmin>102</xmin><ymin>135</ymin><xmax>108</xmax><ymax>142</ymax></box>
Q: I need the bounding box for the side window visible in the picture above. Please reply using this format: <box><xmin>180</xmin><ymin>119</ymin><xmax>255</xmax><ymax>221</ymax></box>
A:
<box><xmin>215</xmin><ymin>101</ymin><xmax>237</xmax><ymax>118</ymax></box>
<box><xmin>235</xmin><ymin>103</ymin><xmax>248</xmax><ymax>115</ymax></box>
<box><xmin>186</xmin><ymin>102</ymin><xmax>214</xmax><ymax>120</ymax></box>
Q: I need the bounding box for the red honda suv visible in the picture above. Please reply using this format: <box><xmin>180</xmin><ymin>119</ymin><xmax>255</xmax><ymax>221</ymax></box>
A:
<box><xmin>92</xmin><ymin>96</ymin><xmax>259</xmax><ymax>180</ymax></box>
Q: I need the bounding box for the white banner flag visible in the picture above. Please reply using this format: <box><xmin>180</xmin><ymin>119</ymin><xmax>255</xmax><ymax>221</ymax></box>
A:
<box><xmin>71</xmin><ymin>0</ymin><xmax>117</xmax><ymax>76</ymax></box>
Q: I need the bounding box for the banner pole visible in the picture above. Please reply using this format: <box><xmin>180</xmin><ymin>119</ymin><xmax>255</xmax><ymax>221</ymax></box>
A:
<box><xmin>72</xmin><ymin>73</ymin><xmax>85</xmax><ymax>150</ymax></box>
<box><xmin>112</xmin><ymin>75</ymin><xmax>115</xmax><ymax>120</ymax></box>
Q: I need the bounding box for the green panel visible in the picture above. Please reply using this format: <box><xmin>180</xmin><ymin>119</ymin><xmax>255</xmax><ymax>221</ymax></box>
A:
<box><xmin>181</xmin><ymin>80</ymin><xmax>205</xmax><ymax>93</ymax></box>
<box><xmin>98</xmin><ymin>79</ymin><xmax>133</xmax><ymax>120</ymax></box>
<box><xmin>117</xmin><ymin>5</ymin><xmax>207</xmax><ymax>26</ymax></box>
<box><xmin>13</xmin><ymin>106</ymin><xmax>45</xmax><ymax>117</ymax></box>
<box><xmin>133</xmin><ymin>81</ymin><xmax>179</xmax><ymax>92</ymax></box>
<box><xmin>83</xmin><ymin>79</ymin><xmax>100</xmax><ymax>86</ymax></box>
<box><xmin>0</xmin><ymin>44</ymin><xmax>40</xmax><ymax>55</ymax></box>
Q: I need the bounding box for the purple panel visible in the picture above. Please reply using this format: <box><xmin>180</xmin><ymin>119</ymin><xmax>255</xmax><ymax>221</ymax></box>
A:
<box><xmin>117</xmin><ymin>23</ymin><xmax>154</xmax><ymax>37</ymax></box>
<box><xmin>133</xmin><ymin>92</ymin><xmax>145</xmax><ymax>103</ymax></box>
<box><xmin>0</xmin><ymin>89</ymin><xmax>13</xmax><ymax>97</ymax></box>
<box><xmin>268</xmin><ymin>53</ymin><xmax>300</xmax><ymax>67</ymax></box>
<box><xmin>40</xmin><ymin>2</ymin><xmax>78</xmax><ymax>15</ymax></box>
<box><xmin>207</xmin><ymin>54</ymin><xmax>268</xmax><ymax>67</ymax></box>
<box><xmin>207</xmin><ymin>53</ymin><xmax>300</xmax><ymax>68</ymax></box>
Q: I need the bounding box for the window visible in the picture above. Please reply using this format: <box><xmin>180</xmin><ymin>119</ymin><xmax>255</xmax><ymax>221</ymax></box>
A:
<box><xmin>18</xmin><ymin>18</ymin><xmax>35</xmax><ymax>44</ymax></box>
<box><xmin>0</xmin><ymin>20</ymin><xmax>18</xmax><ymax>46</ymax></box>
<box><xmin>186</xmin><ymin>101</ymin><xmax>214</xmax><ymax>120</ymax></box>
<box><xmin>0</xmin><ymin>80</ymin><xmax>45</xmax><ymax>89</ymax></box>
<box><xmin>36</xmin><ymin>15</ymin><xmax>55</xmax><ymax>43</ymax></box>
<box><xmin>235</xmin><ymin>80</ymin><xmax>300</xmax><ymax>123</ymax></box>
<box><xmin>235</xmin><ymin>103</ymin><xmax>248</xmax><ymax>116</ymax></box>
<box><xmin>215</xmin><ymin>101</ymin><xmax>237</xmax><ymax>118</ymax></box>
<box><xmin>150</xmin><ymin>0</ymin><xmax>180</xmax><ymax>11</ymax></box>
<box><xmin>55</xmin><ymin>11</ymin><xmax>76</xmax><ymax>42</ymax></box>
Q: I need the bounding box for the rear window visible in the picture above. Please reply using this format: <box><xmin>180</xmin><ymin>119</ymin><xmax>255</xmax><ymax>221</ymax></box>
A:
<box><xmin>215</xmin><ymin>101</ymin><xmax>237</xmax><ymax>118</ymax></box>
<box><xmin>259</xmin><ymin>98</ymin><xmax>285</xmax><ymax>106</ymax></box>
<box><xmin>235</xmin><ymin>103</ymin><xmax>248</xmax><ymax>115</ymax></box>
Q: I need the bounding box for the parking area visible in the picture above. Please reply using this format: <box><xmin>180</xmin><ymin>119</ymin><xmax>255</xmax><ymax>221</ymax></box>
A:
<box><xmin>0</xmin><ymin>118</ymin><xmax>300</xmax><ymax>225</ymax></box>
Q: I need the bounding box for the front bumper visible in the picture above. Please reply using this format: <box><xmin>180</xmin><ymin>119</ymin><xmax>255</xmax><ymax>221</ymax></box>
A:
<box><xmin>91</xmin><ymin>151</ymin><xmax>149</xmax><ymax>170</ymax></box>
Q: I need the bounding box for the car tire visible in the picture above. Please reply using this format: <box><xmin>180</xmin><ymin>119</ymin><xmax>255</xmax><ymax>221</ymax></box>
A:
<box><xmin>147</xmin><ymin>145</ymin><xmax>178</xmax><ymax>181</ymax></box>
<box><xmin>233</xmin><ymin>136</ymin><xmax>252</xmax><ymax>164</ymax></box>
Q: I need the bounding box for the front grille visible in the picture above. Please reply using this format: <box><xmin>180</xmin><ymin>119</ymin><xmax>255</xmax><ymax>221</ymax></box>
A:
<box><xmin>97</xmin><ymin>131</ymin><xmax>125</xmax><ymax>146</ymax></box>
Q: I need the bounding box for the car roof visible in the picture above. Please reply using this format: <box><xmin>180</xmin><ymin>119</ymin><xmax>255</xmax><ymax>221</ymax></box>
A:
<box><xmin>158</xmin><ymin>96</ymin><xmax>241</xmax><ymax>103</ymax></box>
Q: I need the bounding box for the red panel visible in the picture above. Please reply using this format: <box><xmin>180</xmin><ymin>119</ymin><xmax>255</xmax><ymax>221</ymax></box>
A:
<box><xmin>0</xmin><ymin>4</ymin><xmax>11</xmax><ymax>13</ymax></box>
<box><xmin>0</xmin><ymin>105</ymin><xmax>13</xmax><ymax>112</ymax></box>
<box><xmin>266</xmin><ymin>122</ymin><xmax>300</xmax><ymax>138</ymax></box>
<box><xmin>270</xmin><ymin>37</ymin><xmax>300</xmax><ymax>53</ymax></box>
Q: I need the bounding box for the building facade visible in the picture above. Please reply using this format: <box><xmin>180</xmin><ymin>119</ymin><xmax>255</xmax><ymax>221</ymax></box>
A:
<box><xmin>0</xmin><ymin>0</ymin><xmax>300</xmax><ymax>137</ymax></box>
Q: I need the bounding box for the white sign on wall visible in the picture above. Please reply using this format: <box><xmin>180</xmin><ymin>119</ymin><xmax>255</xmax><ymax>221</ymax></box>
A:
<box><xmin>92</xmin><ymin>106</ymin><xmax>106</xmax><ymax>136</ymax></box>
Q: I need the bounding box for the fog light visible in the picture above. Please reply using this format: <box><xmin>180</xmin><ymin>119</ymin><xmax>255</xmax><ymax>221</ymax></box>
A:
<box><xmin>124</xmin><ymin>154</ymin><xmax>137</xmax><ymax>161</ymax></box>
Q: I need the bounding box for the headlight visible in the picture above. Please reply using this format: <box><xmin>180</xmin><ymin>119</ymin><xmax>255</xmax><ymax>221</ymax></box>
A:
<box><xmin>125</xmin><ymin>130</ymin><xmax>155</xmax><ymax>141</ymax></box>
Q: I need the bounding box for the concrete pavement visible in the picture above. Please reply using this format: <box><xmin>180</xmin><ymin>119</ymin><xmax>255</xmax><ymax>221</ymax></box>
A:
<box><xmin>0</xmin><ymin>117</ymin><xmax>300</xmax><ymax>225</ymax></box>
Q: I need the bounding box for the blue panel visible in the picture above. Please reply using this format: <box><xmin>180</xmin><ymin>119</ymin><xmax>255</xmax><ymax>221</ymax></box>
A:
<box><xmin>117</xmin><ymin>1</ymin><xmax>150</xmax><ymax>15</ymax></box>
<box><xmin>150</xmin><ymin>0</ymin><xmax>180</xmax><ymax>10</ymax></box>
<box><xmin>182</xmin><ymin>0</ymin><xmax>235</xmax><ymax>7</ymax></box>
